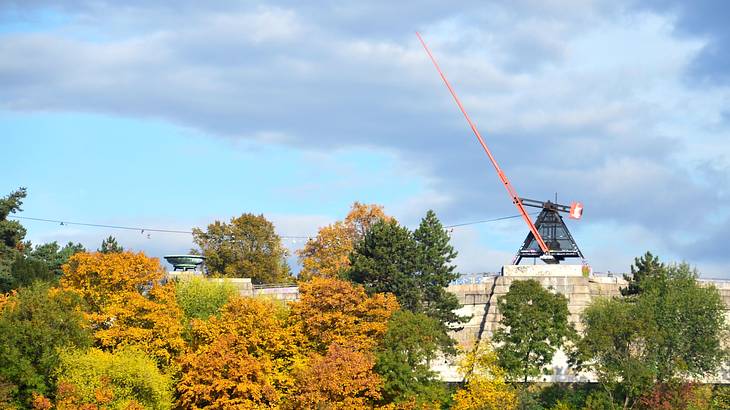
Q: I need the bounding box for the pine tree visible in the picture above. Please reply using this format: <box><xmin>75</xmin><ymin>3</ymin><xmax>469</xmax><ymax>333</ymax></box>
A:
<box><xmin>348</xmin><ymin>220</ymin><xmax>422</xmax><ymax>312</ymax></box>
<box><xmin>621</xmin><ymin>251</ymin><xmax>664</xmax><ymax>296</ymax></box>
<box><xmin>348</xmin><ymin>211</ymin><xmax>467</xmax><ymax>352</ymax></box>
<box><xmin>413</xmin><ymin>210</ymin><xmax>467</xmax><ymax>328</ymax></box>
<box><xmin>98</xmin><ymin>236</ymin><xmax>123</xmax><ymax>254</ymax></box>
<box><xmin>0</xmin><ymin>188</ymin><xmax>27</xmax><ymax>285</ymax></box>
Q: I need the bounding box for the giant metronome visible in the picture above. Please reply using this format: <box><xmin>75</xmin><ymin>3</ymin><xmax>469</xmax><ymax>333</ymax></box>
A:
<box><xmin>417</xmin><ymin>33</ymin><xmax>585</xmax><ymax>265</ymax></box>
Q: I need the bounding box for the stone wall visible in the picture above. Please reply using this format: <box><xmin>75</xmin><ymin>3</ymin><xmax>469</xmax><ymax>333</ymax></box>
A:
<box><xmin>438</xmin><ymin>265</ymin><xmax>730</xmax><ymax>383</ymax></box>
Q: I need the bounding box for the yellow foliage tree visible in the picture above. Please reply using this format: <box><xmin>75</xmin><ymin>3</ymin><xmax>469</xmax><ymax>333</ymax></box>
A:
<box><xmin>287</xmin><ymin>344</ymin><xmax>382</xmax><ymax>409</ymax></box>
<box><xmin>289</xmin><ymin>277</ymin><xmax>399</xmax><ymax>353</ymax></box>
<box><xmin>60</xmin><ymin>252</ymin><xmax>185</xmax><ymax>367</ymax></box>
<box><xmin>298</xmin><ymin>202</ymin><xmax>392</xmax><ymax>281</ymax></box>
<box><xmin>451</xmin><ymin>343</ymin><xmax>518</xmax><ymax>410</ymax></box>
<box><xmin>178</xmin><ymin>296</ymin><xmax>304</xmax><ymax>408</ymax></box>
<box><xmin>54</xmin><ymin>347</ymin><xmax>173</xmax><ymax>410</ymax></box>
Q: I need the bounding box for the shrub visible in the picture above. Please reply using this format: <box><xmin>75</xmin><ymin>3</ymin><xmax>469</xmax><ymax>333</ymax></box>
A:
<box><xmin>55</xmin><ymin>348</ymin><xmax>173</xmax><ymax>410</ymax></box>
<box><xmin>174</xmin><ymin>275</ymin><xmax>237</xmax><ymax>321</ymax></box>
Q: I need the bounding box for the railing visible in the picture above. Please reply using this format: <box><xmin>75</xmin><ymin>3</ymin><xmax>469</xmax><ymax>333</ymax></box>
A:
<box><xmin>252</xmin><ymin>283</ymin><xmax>298</xmax><ymax>290</ymax></box>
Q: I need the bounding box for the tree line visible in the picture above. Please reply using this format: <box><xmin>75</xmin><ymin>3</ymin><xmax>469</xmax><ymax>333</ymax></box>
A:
<box><xmin>0</xmin><ymin>187</ymin><xmax>728</xmax><ymax>409</ymax></box>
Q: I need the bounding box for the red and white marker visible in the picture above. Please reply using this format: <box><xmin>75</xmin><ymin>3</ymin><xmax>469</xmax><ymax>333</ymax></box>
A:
<box><xmin>569</xmin><ymin>202</ymin><xmax>583</xmax><ymax>219</ymax></box>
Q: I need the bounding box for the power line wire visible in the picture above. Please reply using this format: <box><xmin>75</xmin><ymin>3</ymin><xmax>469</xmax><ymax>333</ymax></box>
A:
<box><xmin>9</xmin><ymin>211</ymin><xmax>535</xmax><ymax>241</ymax></box>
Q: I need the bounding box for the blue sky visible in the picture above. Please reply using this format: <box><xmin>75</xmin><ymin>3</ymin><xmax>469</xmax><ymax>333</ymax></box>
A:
<box><xmin>1</xmin><ymin>1</ymin><xmax>729</xmax><ymax>276</ymax></box>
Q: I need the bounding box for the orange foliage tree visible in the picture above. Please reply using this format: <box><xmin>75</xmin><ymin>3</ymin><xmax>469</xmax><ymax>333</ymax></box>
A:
<box><xmin>287</xmin><ymin>344</ymin><xmax>382</xmax><ymax>409</ymax></box>
<box><xmin>289</xmin><ymin>277</ymin><xmax>399</xmax><ymax>353</ymax></box>
<box><xmin>297</xmin><ymin>202</ymin><xmax>391</xmax><ymax>281</ymax></box>
<box><xmin>177</xmin><ymin>296</ymin><xmax>304</xmax><ymax>408</ymax></box>
<box><xmin>60</xmin><ymin>251</ymin><xmax>185</xmax><ymax>367</ymax></box>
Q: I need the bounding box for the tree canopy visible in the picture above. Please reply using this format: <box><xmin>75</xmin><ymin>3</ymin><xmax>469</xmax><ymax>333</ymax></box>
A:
<box><xmin>98</xmin><ymin>235</ymin><xmax>124</xmax><ymax>254</ymax></box>
<box><xmin>494</xmin><ymin>279</ymin><xmax>576</xmax><ymax>383</ymax></box>
<box><xmin>297</xmin><ymin>202</ymin><xmax>391</xmax><ymax>281</ymax></box>
<box><xmin>573</xmin><ymin>259</ymin><xmax>728</xmax><ymax>409</ymax></box>
<box><xmin>55</xmin><ymin>347</ymin><xmax>173</xmax><ymax>410</ymax></box>
<box><xmin>0</xmin><ymin>188</ymin><xmax>27</xmax><ymax>288</ymax></box>
<box><xmin>348</xmin><ymin>211</ymin><xmax>466</xmax><ymax>332</ymax></box>
<box><xmin>61</xmin><ymin>251</ymin><xmax>186</xmax><ymax>368</ymax></box>
<box><xmin>192</xmin><ymin>213</ymin><xmax>292</xmax><ymax>284</ymax></box>
<box><xmin>375</xmin><ymin>310</ymin><xmax>450</xmax><ymax>406</ymax></box>
<box><xmin>0</xmin><ymin>283</ymin><xmax>91</xmax><ymax>406</ymax></box>
<box><xmin>621</xmin><ymin>251</ymin><xmax>664</xmax><ymax>296</ymax></box>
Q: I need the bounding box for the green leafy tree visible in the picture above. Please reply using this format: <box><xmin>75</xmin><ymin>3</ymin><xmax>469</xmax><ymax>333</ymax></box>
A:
<box><xmin>570</xmin><ymin>297</ymin><xmax>655</xmax><ymax>409</ymax></box>
<box><xmin>375</xmin><ymin>310</ymin><xmax>450</xmax><ymax>406</ymax></box>
<box><xmin>192</xmin><ymin>213</ymin><xmax>292</xmax><ymax>284</ymax></box>
<box><xmin>572</xmin><ymin>259</ymin><xmax>727</xmax><ymax>410</ymax></box>
<box><xmin>98</xmin><ymin>235</ymin><xmax>124</xmax><ymax>254</ymax></box>
<box><xmin>55</xmin><ymin>347</ymin><xmax>173</xmax><ymax>410</ymax></box>
<box><xmin>493</xmin><ymin>279</ymin><xmax>575</xmax><ymax>383</ymax></box>
<box><xmin>0</xmin><ymin>188</ymin><xmax>27</xmax><ymax>288</ymax></box>
<box><xmin>621</xmin><ymin>251</ymin><xmax>664</xmax><ymax>296</ymax></box>
<box><xmin>0</xmin><ymin>283</ymin><xmax>91</xmax><ymax>405</ymax></box>
<box><xmin>639</xmin><ymin>263</ymin><xmax>727</xmax><ymax>383</ymax></box>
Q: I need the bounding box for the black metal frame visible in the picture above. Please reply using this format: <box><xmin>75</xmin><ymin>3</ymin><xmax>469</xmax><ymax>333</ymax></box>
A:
<box><xmin>514</xmin><ymin>198</ymin><xmax>584</xmax><ymax>265</ymax></box>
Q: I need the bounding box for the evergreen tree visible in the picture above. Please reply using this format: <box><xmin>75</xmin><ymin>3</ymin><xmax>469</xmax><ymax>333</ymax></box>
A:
<box><xmin>29</xmin><ymin>241</ymin><xmax>85</xmax><ymax>278</ymax></box>
<box><xmin>0</xmin><ymin>188</ymin><xmax>27</xmax><ymax>288</ymax></box>
<box><xmin>98</xmin><ymin>235</ymin><xmax>124</xmax><ymax>254</ymax></box>
<box><xmin>348</xmin><ymin>220</ymin><xmax>422</xmax><ymax>312</ymax></box>
<box><xmin>413</xmin><ymin>210</ymin><xmax>466</xmax><ymax>327</ymax></box>
<box><xmin>3</xmin><ymin>256</ymin><xmax>53</xmax><ymax>292</ymax></box>
<box><xmin>621</xmin><ymin>251</ymin><xmax>664</xmax><ymax>296</ymax></box>
<box><xmin>348</xmin><ymin>210</ymin><xmax>467</xmax><ymax>353</ymax></box>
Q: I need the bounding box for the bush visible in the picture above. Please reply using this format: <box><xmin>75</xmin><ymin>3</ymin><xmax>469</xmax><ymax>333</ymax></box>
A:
<box><xmin>712</xmin><ymin>385</ymin><xmax>730</xmax><ymax>410</ymax></box>
<box><xmin>174</xmin><ymin>275</ymin><xmax>237</xmax><ymax>321</ymax></box>
<box><xmin>55</xmin><ymin>348</ymin><xmax>173</xmax><ymax>410</ymax></box>
<box><xmin>583</xmin><ymin>390</ymin><xmax>616</xmax><ymax>410</ymax></box>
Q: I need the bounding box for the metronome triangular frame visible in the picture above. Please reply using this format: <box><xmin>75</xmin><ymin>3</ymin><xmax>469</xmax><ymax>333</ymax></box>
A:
<box><xmin>514</xmin><ymin>207</ymin><xmax>584</xmax><ymax>265</ymax></box>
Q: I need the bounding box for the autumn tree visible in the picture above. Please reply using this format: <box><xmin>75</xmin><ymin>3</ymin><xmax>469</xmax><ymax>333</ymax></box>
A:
<box><xmin>288</xmin><ymin>344</ymin><xmax>383</xmax><ymax>409</ymax></box>
<box><xmin>178</xmin><ymin>296</ymin><xmax>302</xmax><ymax>408</ymax></box>
<box><xmin>452</xmin><ymin>342</ymin><xmax>518</xmax><ymax>410</ymax></box>
<box><xmin>60</xmin><ymin>251</ymin><xmax>185</xmax><ymax>367</ymax></box>
<box><xmin>55</xmin><ymin>347</ymin><xmax>173</xmax><ymax>410</ymax></box>
<box><xmin>289</xmin><ymin>276</ymin><xmax>399</xmax><ymax>353</ymax></box>
<box><xmin>0</xmin><ymin>188</ymin><xmax>27</xmax><ymax>289</ymax></box>
<box><xmin>621</xmin><ymin>251</ymin><xmax>664</xmax><ymax>296</ymax></box>
<box><xmin>493</xmin><ymin>279</ymin><xmax>576</xmax><ymax>383</ymax></box>
<box><xmin>0</xmin><ymin>283</ymin><xmax>91</xmax><ymax>405</ymax></box>
<box><xmin>98</xmin><ymin>235</ymin><xmax>123</xmax><ymax>254</ymax></box>
<box><xmin>192</xmin><ymin>213</ymin><xmax>292</xmax><ymax>284</ymax></box>
<box><xmin>297</xmin><ymin>202</ymin><xmax>391</xmax><ymax>281</ymax></box>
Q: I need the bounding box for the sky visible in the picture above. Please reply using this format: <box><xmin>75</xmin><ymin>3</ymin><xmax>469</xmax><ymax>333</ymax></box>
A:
<box><xmin>1</xmin><ymin>1</ymin><xmax>729</xmax><ymax>277</ymax></box>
